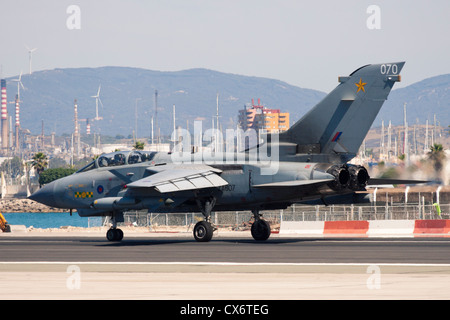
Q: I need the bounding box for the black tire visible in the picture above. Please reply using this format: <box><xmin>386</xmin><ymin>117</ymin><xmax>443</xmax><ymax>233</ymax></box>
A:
<box><xmin>106</xmin><ymin>229</ymin><xmax>116</xmax><ymax>241</ymax></box>
<box><xmin>193</xmin><ymin>221</ymin><xmax>214</xmax><ymax>242</ymax></box>
<box><xmin>251</xmin><ymin>219</ymin><xmax>271</xmax><ymax>241</ymax></box>
<box><xmin>115</xmin><ymin>228</ymin><xmax>124</xmax><ymax>241</ymax></box>
<box><xmin>106</xmin><ymin>228</ymin><xmax>123</xmax><ymax>241</ymax></box>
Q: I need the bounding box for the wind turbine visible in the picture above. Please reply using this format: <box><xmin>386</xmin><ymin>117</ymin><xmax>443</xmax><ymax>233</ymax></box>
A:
<box><xmin>25</xmin><ymin>45</ymin><xmax>37</xmax><ymax>75</ymax></box>
<box><xmin>12</xmin><ymin>71</ymin><xmax>25</xmax><ymax>99</ymax></box>
<box><xmin>91</xmin><ymin>84</ymin><xmax>104</xmax><ymax>120</ymax></box>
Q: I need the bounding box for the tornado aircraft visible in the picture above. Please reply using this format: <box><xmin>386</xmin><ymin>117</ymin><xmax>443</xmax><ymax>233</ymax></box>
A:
<box><xmin>30</xmin><ymin>62</ymin><xmax>406</xmax><ymax>242</ymax></box>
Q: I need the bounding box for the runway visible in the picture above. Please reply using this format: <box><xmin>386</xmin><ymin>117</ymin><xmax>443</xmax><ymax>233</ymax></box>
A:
<box><xmin>2</xmin><ymin>233</ymin><xmax>450</xmax><ymax>264</ymax></box>
<box><xmin>2</xmin><ymin>232</ymin><xmax>450</xmax><ymax>300</ymax></box>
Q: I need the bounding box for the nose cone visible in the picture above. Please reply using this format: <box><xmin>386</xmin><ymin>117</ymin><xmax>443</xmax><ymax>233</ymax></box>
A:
<box><xmin>28</xmin><ymin>182</ymin><xmax>57</xmax><ymax>207</ymax></box>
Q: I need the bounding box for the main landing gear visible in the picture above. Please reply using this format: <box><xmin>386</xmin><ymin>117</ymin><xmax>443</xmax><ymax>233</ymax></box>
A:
<box><xmin>103</xmin><ymin>204</ymin><xmax>271</xmax><ymax>243</ymax></box>
<box><xmin>192</xmin><ymin>197</ymin><xmax>271</xmax><ymax>242</ymax></box>
<box><xmin>106</xmin><ymin>212</ymin><xmax>124</xmax><ymax>242</ymax></box>
<box><xmin>251</xmin><ymin>209</ymin><xmax>271</xmax><ymax>241</ymax></box>
<box><xmin>107</xmin><ymin>228</ymin><xmax>123</xmax><ymax>241</ymax></box>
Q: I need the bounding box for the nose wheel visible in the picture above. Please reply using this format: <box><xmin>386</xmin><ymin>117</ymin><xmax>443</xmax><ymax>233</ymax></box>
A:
<box><xmin>193</xmin><ymin>196</ymin><xmax>216</xmax><ymax>242</ymax></box>
<box><xmin>193</xmin><ymin>221</ymin><xmax>214</xmax><ymax>242</ymax></box>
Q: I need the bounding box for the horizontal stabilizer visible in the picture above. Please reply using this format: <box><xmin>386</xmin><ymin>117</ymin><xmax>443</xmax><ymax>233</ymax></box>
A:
<box><xmin>252</xmin><ymin>178</ymin><xmax>334</xmax><ymax>188</ymax></box>
<box><xmin>367</xmin><ymin>178</ymin><xmax>428</xmax><ymax>186</ymax></box>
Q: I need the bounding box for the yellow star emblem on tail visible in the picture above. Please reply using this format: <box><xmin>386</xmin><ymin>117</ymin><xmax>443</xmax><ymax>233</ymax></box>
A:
<box><xmin>355</xmin><ymin>78</ymin><xmax>367</xmax><ymax>93</ymax></box>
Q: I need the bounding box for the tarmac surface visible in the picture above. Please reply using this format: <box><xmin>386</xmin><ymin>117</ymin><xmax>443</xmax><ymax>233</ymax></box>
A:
<box><xmin>2</xmin><ymin>228</ymin><xmax>450</xmax><ymax>300</ymax></box>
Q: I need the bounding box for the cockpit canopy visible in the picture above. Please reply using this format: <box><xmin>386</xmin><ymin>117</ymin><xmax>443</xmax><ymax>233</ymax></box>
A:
<box><xmin>76</xmin><ymin>150</ymin><xmax>157</xmax><ymax>173</ymax></box>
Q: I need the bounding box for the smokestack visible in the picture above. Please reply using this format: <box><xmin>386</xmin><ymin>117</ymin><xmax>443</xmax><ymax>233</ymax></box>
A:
<box><xmin>74</xmin><ymin>99</ymin><xmax>79</xmax><ymax>157</ymax></box>
<box><xmin>1</xmin><ymin>79</ymin><xmax>8</xmax><ymax>150</ymax></box>
<box><xmin>86</xmin><ymin>119</ymin><xmax>91</xmax><ymax>135</ymax></box>
<box><xmin>9</xmin><ymin>116</ymin><xmax>12</xmax><ymax>149</ymax></box>
<box><xmin>15</xmin><ymin>94</ymin><xmax>19</xmax><ymax>151</ymax></box>
<box><xmin>15</xmin><ymin>94</ymin><xmax>20</xmax><ymax>127</ymax></box>
<box><xmin>74</xmin><ymin>99</ymin><xmax>78</xmax><ymax>136</ymax></box>
<box><xmin>154</xmin><ymin>90</ymin><xmax>158</xmax><ymax>144</ymax></box>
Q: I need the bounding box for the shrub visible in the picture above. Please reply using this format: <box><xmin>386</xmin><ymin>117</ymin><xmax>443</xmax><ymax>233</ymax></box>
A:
<box><xmin>38</xmin><ymin>168</ymin><xmax>76</xmax><ymax>186</ymax></box>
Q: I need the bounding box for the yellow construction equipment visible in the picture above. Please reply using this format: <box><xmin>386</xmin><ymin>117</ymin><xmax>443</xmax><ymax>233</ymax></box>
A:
<box><xmin>0</xmin><ymin>212</ymin><xmax>10</xmax><ymax>232</ymax></box>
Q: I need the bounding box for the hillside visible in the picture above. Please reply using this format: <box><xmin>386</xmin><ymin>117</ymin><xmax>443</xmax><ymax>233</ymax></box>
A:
<box><xmin>376</xmin><ymin>74</ymin><xmax>450</xmax><ymax>127</ymax></box>
<box><xmin>3</xmin><ymin>67</ymin><xmax>449</xmax><ymax>137</ymax></box>
<box><xmin>5</xmin><ymin>67</ymin><xmax>325</xmax><ymax>137</ymax></box>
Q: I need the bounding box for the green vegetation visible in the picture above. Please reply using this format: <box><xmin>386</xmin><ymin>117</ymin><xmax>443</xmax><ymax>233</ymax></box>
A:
<box><xmin>31</xmin><ymin>152</ymin><xmax>48</xmax><ymax>176</ymax></box>
<box><xmin>133</xmin><ymin>141</ymin><xmax>145</xmax><ymax>150</ymax></box>
<box><xmin>428</xmin><ymin>143</ymin><xmax>445</xmax><ymax>172</ymax></box>
<box><xmin>38</xmin><ymin>168</ymin><xmax>76</xmax><ymax>186</ymax></box>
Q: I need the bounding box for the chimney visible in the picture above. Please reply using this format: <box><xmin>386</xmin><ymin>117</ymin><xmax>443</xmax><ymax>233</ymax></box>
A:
<box><xmin>1</xmin><ymin>79</ymin><xmax>8</xmax><ymax>150</ymax></box>
<box><xmin>86</xmin><ymin>119</ymin><xmax>91</xmax><ymax>135</ymax></box>
<box><xmin>15</xmin><ymin>94</ymin><xmax>20</xmax><ymax>150</ymax></box>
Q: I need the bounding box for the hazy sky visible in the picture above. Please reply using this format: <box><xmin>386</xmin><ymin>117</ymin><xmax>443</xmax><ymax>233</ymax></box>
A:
<box><xmin>0</xmin><ymin>0</ymin><xmax>449</xmax><ymax>92</ymax></box>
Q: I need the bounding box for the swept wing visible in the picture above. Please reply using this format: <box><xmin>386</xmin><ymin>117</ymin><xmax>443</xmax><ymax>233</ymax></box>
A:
<box><xmin>127</xmin><ymin>164</ymin><xmax>228</xmax><ymax>193</ymax></box>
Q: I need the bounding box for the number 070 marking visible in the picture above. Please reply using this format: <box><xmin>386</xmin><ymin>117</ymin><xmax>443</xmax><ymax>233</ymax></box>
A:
<box><xmin>380</xmin><ymin>64</ymin><xmax>398</xmax><ymax>75</ymax></box>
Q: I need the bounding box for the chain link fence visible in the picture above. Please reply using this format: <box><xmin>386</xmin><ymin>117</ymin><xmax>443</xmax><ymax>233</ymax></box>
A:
<box><xmin>118</xmin><ymin>203</ymin><xmax>449</xmax><ymax>230</ymax></box>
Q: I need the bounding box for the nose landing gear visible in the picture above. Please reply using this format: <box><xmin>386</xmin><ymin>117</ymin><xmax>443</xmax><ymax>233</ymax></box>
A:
<box><xmin>193</xmin><ymin>220</ymin><xmax>214</xmax><ymax>242</ymax></box>
<box><xmin>193</xmin><ymin>196</ymin><xmax>216</xmax><ymax>242</ymax></box>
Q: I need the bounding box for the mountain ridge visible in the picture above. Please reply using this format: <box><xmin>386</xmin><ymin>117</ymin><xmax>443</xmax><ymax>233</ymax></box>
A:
<box><xmin>3</xmin><ymin>66</ymin><xmax>448</xmax><ymax>137</ymax></box>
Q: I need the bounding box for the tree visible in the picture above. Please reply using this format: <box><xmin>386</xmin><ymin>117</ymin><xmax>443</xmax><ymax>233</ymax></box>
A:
<box><xmin>0</xmin><ymin>156</ymin><xmax>24</xmax><ymax>179</ymax></box>
<box><xmin>31</xmin><ymin>152</ymin><xmax>48</xmax><ymax>176</ymax></box>
<box><xmin>49</xmin><ymin>157</ymin><xmax>68</xmax><ymax>169</ymax></box>
<box><xmin>38</xmin><ymin>168</ymin><xmax>76</xmax><ymax>186</ymax></box>
<box><xmin>133</xmin><ymin>141</ymin><xmax>145</xmax><ymax>150</ymax></box>
<box><xmin>428</xmin><ymin>143</ymin><xmax>445</xmax><ymax>172</ymax></box>
<box><xmin>430</xmin><ymin>143</ymin><xmax>444</xmax><ymax>153</ymax></box>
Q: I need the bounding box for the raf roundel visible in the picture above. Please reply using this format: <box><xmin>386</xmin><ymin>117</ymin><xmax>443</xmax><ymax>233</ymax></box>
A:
<box><xmin>97</xmin><ymin>185</ymin><xmax>104</xmax><ymax>194</ymax></box>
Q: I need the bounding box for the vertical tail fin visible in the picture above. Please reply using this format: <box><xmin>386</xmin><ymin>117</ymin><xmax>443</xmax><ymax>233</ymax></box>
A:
<box><xmin>281</xmin><ymin>62</ymin><xmax>405</xmax><ymax>157</ymax></box>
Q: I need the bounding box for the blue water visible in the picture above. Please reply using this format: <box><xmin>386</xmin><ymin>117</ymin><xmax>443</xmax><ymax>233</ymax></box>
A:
<box><xmin>2</xmin><ymin>212</ymin><xmax>102</xmax><ymax>229</ymax></box>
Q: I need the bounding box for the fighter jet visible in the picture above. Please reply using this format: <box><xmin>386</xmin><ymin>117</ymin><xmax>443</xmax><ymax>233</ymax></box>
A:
<box><xmin>30</xmin><ymin>62</ymin><xmax>406</xmax><ymax>242</ymax></box>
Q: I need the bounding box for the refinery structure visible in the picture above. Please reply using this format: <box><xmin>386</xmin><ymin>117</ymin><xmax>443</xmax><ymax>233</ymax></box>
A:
<box><xmin>0</xmin><ymin>78</ymin><xmax>168</xmax><ymax>162</ymax></box>
<box><xmin>0</xmin><ymin>78</ymin><xmax>297</xmax><ymax>164</ymax></box>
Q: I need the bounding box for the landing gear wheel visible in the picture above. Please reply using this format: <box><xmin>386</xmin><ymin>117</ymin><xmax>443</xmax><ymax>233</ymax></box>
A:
<box><xmin>193</xmin><ymin>221</ymin><xmax>214</xmax><ymax>242</ymax></box>
<box><xmin>251</xmin><ymin>219</ymin><xmax>271</xmax><ymax>241</ymax></box>
<box><xmin>106</xmin><ymin>228</ymin><xmax>123</xmax><ymax>241</ymax></box>
<box><xmin>115</xmin><ymin>228</ymin><xmax>124</xmax><ymax>241</ymax></box>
